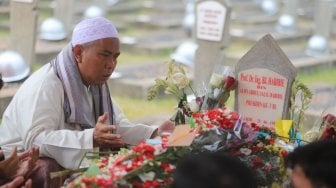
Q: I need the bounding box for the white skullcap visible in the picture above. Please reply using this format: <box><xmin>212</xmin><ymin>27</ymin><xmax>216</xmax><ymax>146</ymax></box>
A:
<box><xmin>71</xmin><ymin>17</ymin><xmax>118</xmax><ymax>46</ymax></box>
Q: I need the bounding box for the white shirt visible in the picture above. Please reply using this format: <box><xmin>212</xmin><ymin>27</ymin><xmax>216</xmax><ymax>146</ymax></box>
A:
<box><xmin>0</xmin><ymin>64</ymin><xmax>157</xmax><ymax>169</ymax></box>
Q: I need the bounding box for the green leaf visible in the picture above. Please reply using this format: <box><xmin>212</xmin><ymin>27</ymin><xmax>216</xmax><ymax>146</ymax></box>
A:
<box><xmin>188</xmin><ymin>116</ymin><xmax>196</xmax><ymax>128</ymax></box>
<box><xmin>83</xmin><ymin>164</ymin><xmax>102</xmax><ymax>177</ymax></box>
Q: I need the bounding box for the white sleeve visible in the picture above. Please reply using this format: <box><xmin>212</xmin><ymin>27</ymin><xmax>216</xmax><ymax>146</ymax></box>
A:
<box><xmin>112</xmin><ymin>99</ymin><xmax>158</xmax><ymax>146</ymax></box>
<box><xmin>23</xmin><ymin>79</ymin><xmax>94</xmax><ymax>169</ymax></box>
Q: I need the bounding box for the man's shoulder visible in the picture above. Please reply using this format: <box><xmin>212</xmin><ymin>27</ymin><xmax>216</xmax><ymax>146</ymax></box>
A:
<box><xmin>19</xmin><ymin>64</ymin><xmax>63</xmax><ymax>93</ymax></box>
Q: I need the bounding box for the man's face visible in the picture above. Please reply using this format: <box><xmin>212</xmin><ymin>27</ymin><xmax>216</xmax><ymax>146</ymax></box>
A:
<box><xmin>76</xmin><ymin>38</ymin><xmax>120</xmax><ymax>86</ymax></box>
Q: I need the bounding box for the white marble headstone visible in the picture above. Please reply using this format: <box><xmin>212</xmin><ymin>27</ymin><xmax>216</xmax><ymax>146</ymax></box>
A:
<box><xmin>194</xmin><ymin>0</ymin><xmax>231</xmax><ymax>88</ymax></box>
<box><xmin>10</xmin><ymin>0</ymin><xmax>37</xmax><ymax>70</ymax></box>
<box><xmin>234</xmin><ymin>34</ymin><xmax>296</xmax><ymax>128</ymax></box>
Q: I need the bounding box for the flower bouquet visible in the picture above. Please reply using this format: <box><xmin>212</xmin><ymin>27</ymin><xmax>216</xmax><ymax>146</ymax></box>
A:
<box><xmin>64</xmin><ymin>141</ymin><xmax>190</xmax><ymax>188</ymax></box>
<box><xmin>147</xmin><ymin>60</ymin><xmax>196</xmax><ymax>125</ymax></box>
<box><xmin>226</xmin><ymin>123</ymin><xmax>291</xmax><ymax>187</ymax></box>
<box><xmin>200</xmin><ymin>64</ymin><xmax>236</xmax><ymax>110</ymax></box>
<box><xmin>63</xmin><ymin>106</ymin><xmax>292</xmax><ymax>188</ymax></box>
<box><xmin>189</xmin><ymin>109</ymin><xmax>291</xmax><ymax>187</ymax></box>
<box><xmin>319</xmin><ymin>113</ymin><xmax>336</xmax><ymax>140</ymax></box>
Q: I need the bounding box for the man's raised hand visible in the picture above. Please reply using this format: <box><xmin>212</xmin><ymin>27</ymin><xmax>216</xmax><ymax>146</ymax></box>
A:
<box><xmin>93</xmin><ymin>112</ymin><xmax>124</xmax><ymax>148</ymax></box>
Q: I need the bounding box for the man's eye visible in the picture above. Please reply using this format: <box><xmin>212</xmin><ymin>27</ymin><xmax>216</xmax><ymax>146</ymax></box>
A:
<box><xmin>100</xmin><ymin>53</ymin><xmax>110</xmax><ymax>57</ymax></box>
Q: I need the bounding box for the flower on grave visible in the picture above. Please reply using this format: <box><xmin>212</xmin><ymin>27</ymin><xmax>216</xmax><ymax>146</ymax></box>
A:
<box><xmin>171</xmin><ymin>72</ymin><xmax>189</xmax><ymax>89</ymax></box>
<box><xmin>226</xmin><ymin>123</ymin><xmax>291</xmax><ymax>187</ymax></box>
<box><xmin>303</xmin><ymin>109</ymin><xmax>336</xmax><ymax>142</ymax></box>
<box><xmin>289</xmin><ymin>79</ymin><xmax>312</xmax><ymax>143</ymax></box>
<box><xmin>64</xmin><ymin>107</ymin><xmax>292</xmax><ymax>188</ymax></box>
<box><xmin>188</xmin><ymin>96</ymin><xmax>203</xmax><ymax>113</ymax></box>
<box><xmin>201</xmin><ymin>65</ymin><xmax>236</xmax><ymax>110</ymax></box>
<box><xmin>147</xmin><ymin>60</ymin><xmax>196</xmax><ymax>125</ymax></box>
<box><xmin>319</xmin><ymin>113</ymin><xmax>336</xmax><ymax>140</ymax></box>
<box><xmin>192</xmin><ymin>107</ymin><xmax>240</xmax><ymax>131</ymax></box>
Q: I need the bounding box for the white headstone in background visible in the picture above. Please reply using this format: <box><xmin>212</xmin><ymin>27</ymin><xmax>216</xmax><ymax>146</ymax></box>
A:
<box><xmin>305</xmin><ymin>0</ymin><xmax>334</xmax><ymax>57</ymax></box>
<box><xmin>194</xmin><ymin>0</ymin><xmax>231</xmax><ymax>88</ymax></box>
<box><xmin>10</xmin><ymin>0</ymin><xmax>38</xmax><ymax>70</ymax></box>
<box><xmin>235</xmin><ymin>34</ymin><xmax>296</xmax><ymax>128</ymax></box>
<box><xmin>54</xmin><ymin>0</ymin><xmax>74</xmax><ymax>37</ymax></box>
<box><xmin>196</xmin><ymin>1</ymin><xmax>226</xmax><ymax>42</ymax></box>
<box><xmin>275</xmin><ymin>0</ymin><xmax>299</xmax><ymax>33</ymax></box>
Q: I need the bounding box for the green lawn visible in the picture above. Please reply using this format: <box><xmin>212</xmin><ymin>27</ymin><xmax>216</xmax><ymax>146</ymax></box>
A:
<box><xmin>297</xmin><ymin>66</ymin><xmax>336</xmax><ymax>84</ymax></box>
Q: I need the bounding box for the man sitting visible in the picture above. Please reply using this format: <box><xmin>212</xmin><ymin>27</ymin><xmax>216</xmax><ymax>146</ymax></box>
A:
<box><xmin>0</xmin><ymin>17</ymin><xmax>174</xmax><ymax>187</ymax></box>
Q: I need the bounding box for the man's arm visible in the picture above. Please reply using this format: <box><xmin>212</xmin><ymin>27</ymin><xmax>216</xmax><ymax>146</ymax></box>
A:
<box><xmin>111</xmin><ymin>99</ymin><xmax>175</xmax><ymax>144</ymax></box>
<box><xmin>21</xmin><ymin>76</ymin><xmax>94</xmax><ymax>169</ymax></box>
<box><xmin>112</xmin><ymin>100</ymin><xmax>158</xmax><ymax>145</ymax></box>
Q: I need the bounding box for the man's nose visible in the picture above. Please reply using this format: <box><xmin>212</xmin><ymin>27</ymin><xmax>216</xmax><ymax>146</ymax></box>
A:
<box><xmin>106</xmin><ymin>58</ymin><xmax>116</xmax><ymax>69</ymax></box>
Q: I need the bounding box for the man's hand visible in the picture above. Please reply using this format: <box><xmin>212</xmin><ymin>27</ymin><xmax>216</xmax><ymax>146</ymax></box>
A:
<box><xmin>0</xmin><ymin>176</ymin><xmax>23</xmax><ymax>188</ymax></box>
<box><xmin>0</xmin><ymin>147</ymin><xmax>19</xmax><ymax>180</ymax></box>
<box><xmin>151</xmin><ymin>120</ymin><xmax>175</xmax><ymax>138</ymax></box>
<box><xmin>15</xmin><ymin>147</ymin><xmax>39</xmax><ymax>179</ymax></box>
<box><xmin>93</xmin><ymin>112</ymin><xmax>124</xmax><ymax>148</ymax></box>
<box><xmin>0</xmin><ymin>176</ymin><xmax>32</xmax><ymax>188</ymax></box>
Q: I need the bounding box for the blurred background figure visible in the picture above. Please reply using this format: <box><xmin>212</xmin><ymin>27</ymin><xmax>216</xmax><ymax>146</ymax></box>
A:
<box><xmin>172</xmin><ymin>152</ymin><xmax>257</xmax><ymax>188</ymax></box>
<box><xmin>285</xmin><ymin>140</ymin><xmax>336</xmax><ymax>188</ymax></box>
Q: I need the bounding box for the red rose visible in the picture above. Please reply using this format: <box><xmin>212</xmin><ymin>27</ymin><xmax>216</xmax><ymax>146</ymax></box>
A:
<box><xmin>323</xmin><ymin>114</ymin><xmax>336</xmax><ymax>126</ymax></box>
<box><xmin>320</xmin><ymin>127</ymin><xmax>336</xmax><ymax>140</ymax></box>
<box><xmin>224</xmin><ymin>76</ymin><xmax>236</xmax><ymax>91</ymax></box>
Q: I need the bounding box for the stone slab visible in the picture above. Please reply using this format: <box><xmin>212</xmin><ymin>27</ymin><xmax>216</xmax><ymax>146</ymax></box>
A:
<box><xmin>121</xmin><ymin>29</ymin><xmax>186</xmax><ymax>54</ymax></box>
<box><xmin>231</xmin><ymin>0</ymin><xmax>263</xmax><ymax>13</ymax></box>
<box><xmin>227</xmin><ymin>48</ymin><xmax>336</xmax><ymax>72</ymax></box>
<box><xmin>70</xmin><ymin>0</ymin><xmax>185</xmax><ymax>17</ymax></box>
<box><xmin>109</xmin><ymin>0</ymin><xmax>184</xmax><ymax>13</ymax></box>
<box><xmin>230</xmin><ymin>25</ymin><xmax>312</xmax><ymax>43</ymax></box>
<box><xmin>107</xmin><ymin>61</ymin><xmax>193</xmax><ymax>99</ymax></box>
<box><xmin>126</xmin><ymin>13</ymin><xmax>184</xmax><ymax>29</ymax></box>
<box><xmin>35</xmin><ymin>39</ymin><xmax>68</xmax><ymax>65</ymax></box>
<box><xmin>231</xmin><ymin>11</ymin><xmax>279</xmax><ymax>25</ymax></box>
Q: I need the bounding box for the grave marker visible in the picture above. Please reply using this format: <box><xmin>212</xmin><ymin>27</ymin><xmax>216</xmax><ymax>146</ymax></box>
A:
<box><xmin>275</xmin><ymin>0</ymin><xmax>299</xmax><ymax>33</ymax></box>
<box><xmin>305</xmin><ymin>0</ymin><xmax>334</xmax><ymax>57</ymax></box>
<box><xmin>234</xmin><ymin>34</ymin><xmax>296</xmax><ymax>128</ymax></box>
<box><xmin>10</xmin><ymin>0</ymin><xmax>37</xmax><ymax>70</ymax></box>
<box><xmin>54</xmin><ymin>0</ymin><xmax>74</xmax><ymax>37</ymax></box>
<box><xmin>194</xmin><ymin>0</ymin><xmax>231</xmax><ymax>87</ymax></box>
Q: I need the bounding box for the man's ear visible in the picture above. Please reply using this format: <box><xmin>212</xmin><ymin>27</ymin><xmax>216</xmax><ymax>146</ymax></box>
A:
<box><xmin>73</xmin><ymin>44</ymin><xmax>83</xmax><ymax>63</ymax></box>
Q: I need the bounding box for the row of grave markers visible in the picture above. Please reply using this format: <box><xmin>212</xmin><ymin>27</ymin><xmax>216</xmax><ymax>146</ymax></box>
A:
<box><xmin>5</xmin><ymin>0</ymin><xmax>336</xmax><ymax>79</ymax></box>
<box><xmin>5</xmin><ymin>0</ymin><xmax>108</xmax><ymax>74</ymax></box>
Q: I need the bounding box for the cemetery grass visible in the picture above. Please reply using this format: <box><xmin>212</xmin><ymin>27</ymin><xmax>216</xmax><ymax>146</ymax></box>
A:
<box><xmin>297</xmin><ymin>67</ymin><xmax>336</xmax><ymax>84</ymax></box>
